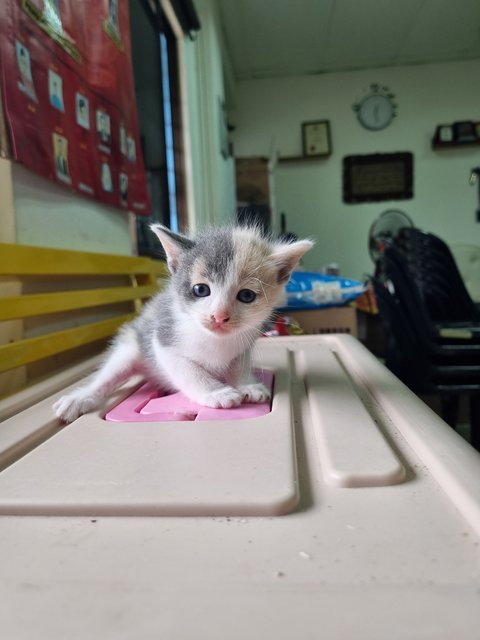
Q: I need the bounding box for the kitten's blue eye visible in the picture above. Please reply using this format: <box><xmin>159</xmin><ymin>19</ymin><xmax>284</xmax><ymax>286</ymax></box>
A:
<box><xmin>237</xmin><ymin>289</ymin><xmax>256</xmax><ymax>303</ymax></box>
<box><xmin>192</xmin><ymin>283</ymin><xmax>210</xmax><ymax>297</ymax></box>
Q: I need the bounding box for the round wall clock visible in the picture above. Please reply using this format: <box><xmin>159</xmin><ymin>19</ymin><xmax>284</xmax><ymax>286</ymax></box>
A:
<box><xmin>353</xmin><ymin>84</ymin><xmax>397</xmax><ymax>131</ymax></box>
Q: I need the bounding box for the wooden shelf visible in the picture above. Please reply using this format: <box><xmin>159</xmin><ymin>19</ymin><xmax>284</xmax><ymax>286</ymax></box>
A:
<box><xmin>278</xmin><ymin>154</ymin><xmax>330</xmax><ymax>164</ymax></box>
<box><xmin>432</xmin><ymin>139</ymin><xmax>480</xmax><ymax>150</ymax></box>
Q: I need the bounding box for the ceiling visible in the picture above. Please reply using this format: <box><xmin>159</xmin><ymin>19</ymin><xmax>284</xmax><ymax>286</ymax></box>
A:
<box><xmin>217</xmin><ymin>0</ymin><xmax>480</xmax><ymax>81</ymax></box>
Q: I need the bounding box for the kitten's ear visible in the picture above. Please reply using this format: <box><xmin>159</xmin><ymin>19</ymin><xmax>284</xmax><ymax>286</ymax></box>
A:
<box><xmin>150</xmin><ymin>224</ymin><xmax>194</xmax><ymax>273</ymax></box>
<box><xmin>272</xmin><ymin>239</ymin><xmax>314</xmax><ymax>284</ymax></box>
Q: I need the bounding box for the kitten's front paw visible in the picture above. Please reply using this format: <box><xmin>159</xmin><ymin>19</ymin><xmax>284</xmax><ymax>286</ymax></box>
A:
<box><xmin>53</xmin><ymin>391</ymin><xmax>98</xmax><ymax>423</ymax></box>
<box><xmin>200</xmin><ymin>386</ymin><xmax>243</xmax><ymax>409</ymax></box>
<box><xmin>238</xmin><ymin>382</ymin><xmax>271</xmax><ymax>404</ymax></box>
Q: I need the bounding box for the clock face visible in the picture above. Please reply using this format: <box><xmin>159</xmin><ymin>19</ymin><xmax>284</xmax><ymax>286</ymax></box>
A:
<box><xmin>357</xmin><ymin>94</ymin><xmax>395</xmax><ymax>131</ymax></box>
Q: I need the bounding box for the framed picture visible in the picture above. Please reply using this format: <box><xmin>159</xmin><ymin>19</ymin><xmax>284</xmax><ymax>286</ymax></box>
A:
<box><xmin>453</xmin><ymin>121</ymin><xmax>477</xmax><ymax>143</ymax></box>
<box><xmin>438</xmin><ymin>125</ymin><xmax>453</xmax><ymax>143</ymax></box>
<box><xmin>302</xmin><ymin>120</ymin><xmax>331</xmax><ymax>157</ymax></box>
<box><xmin>343</xmin><ymin>152</ymin><xmax>413</xmax><ymax>204</ymax></box>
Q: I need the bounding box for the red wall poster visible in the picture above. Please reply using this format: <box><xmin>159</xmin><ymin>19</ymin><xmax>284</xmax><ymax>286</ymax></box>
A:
<box><xmin>0</xmin><ymin>0</ymin><xmax>151</xmax><ymax>215</ymax></box>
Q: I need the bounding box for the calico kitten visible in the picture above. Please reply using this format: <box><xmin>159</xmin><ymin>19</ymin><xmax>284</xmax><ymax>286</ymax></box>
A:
<box><xmin>53</xmin><ymin>224</ymin><xmax>313</xmax><ymax>422</ymax></box>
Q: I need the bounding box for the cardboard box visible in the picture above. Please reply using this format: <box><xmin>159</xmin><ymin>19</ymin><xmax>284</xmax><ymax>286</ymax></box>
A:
<box><xmin>286</xmin><ymin>306</ymin><xmax>357</xmax><ymax>337</ymax></box>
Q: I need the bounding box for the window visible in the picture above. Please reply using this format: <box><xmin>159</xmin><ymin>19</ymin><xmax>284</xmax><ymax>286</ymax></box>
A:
<box><xmin>129</xmin><ymin>0</ymin><xmax>186</xmax><ymax>257</ymax></box>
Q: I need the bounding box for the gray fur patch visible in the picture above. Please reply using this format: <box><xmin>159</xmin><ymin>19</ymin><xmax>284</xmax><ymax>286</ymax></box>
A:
<box><xmin>154</xmin><ymin>300</ymin><xmax>177</xmax><ymax>347</ymax></box>
<box><xmin>192</xmin><ymin>228</ymin><xmax>234</xmax><ymax>282</ymax></box>
<box><xmin>172</xmin><ymin>228</ymin><xmax>235</xmax><ymax>303</ymax></box>
<box><xmin>133</xmin><ymin>291</ymin><xmax>178</xmax><ymax>349</ymax></box>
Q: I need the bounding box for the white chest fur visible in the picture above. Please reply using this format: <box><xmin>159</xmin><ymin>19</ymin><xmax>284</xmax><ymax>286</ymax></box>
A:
<box><xmin>154</xmin><ymin>317</ymin><xmax>248</xmax><ymax>373</ymax></box>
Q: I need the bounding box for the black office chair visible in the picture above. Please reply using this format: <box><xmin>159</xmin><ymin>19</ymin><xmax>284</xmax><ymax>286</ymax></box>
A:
<box><xmin>372</xmin><ymin>277</ymin><xmax>480</xmax><ymax>449</ymax></box>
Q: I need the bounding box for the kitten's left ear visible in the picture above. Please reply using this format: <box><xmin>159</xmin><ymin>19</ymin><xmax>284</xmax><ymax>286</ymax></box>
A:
<box><xmin>150</xmin><ymin>224</ymin><xmax>194</xmax><ymax>273</ymax></box>
<box><xmin>272</xmin><ymin>239</ymin><xmax>314</xmax><ymax>284</ymax></box>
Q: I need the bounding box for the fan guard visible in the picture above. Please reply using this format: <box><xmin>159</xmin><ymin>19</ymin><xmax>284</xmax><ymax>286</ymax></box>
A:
<box><xmin>368</xmin><ymin>209</ymin><xmax>414</xmax><ymax>263</ymax></box>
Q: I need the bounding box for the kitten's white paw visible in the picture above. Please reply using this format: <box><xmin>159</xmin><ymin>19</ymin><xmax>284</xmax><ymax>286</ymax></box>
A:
<box><xmin>200</xmin><ymin>386</ymin><xmax>244</xmax><ymax>409</ymax></box>
<box><xmin>53</xmin><ymin>390</ymin><xmax>99</xmax><ymax>423</ymax></box>
<box><xmin>238</xmin><ymin>382</ymin><xmax>271</xmax><ymax>404</ymax></box>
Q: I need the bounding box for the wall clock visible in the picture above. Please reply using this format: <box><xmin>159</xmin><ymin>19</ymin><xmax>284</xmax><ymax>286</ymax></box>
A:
<box><xmin>353</xmin><ymin>84</ymin><xmax>397</xmax><ymax>131</ymax></box>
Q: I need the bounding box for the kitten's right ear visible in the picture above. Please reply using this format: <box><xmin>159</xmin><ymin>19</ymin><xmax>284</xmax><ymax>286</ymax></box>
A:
<box><xmin>150</xmin><ymin>224</ymin><xmax>194</xmax><ymax>273</ymax></box>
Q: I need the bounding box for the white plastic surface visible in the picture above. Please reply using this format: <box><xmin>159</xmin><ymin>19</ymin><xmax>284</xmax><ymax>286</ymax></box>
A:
<box><xmin>0</xmin><ymin>335</ymin><xmax>480</xmax><ymax>640</ymax></box>
<box><xmin>300</xmin><ymin>344</ymin><xmax>405</xmax><ymax>487</ymax></box>
<box><xmin>0</xmin><ymin>350</ymin><xmax>297</xmax><ymax>516</ymax></box>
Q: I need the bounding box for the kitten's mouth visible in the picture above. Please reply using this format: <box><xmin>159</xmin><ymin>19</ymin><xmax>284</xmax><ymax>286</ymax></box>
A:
<box><xmin>209</xmin><ymin>323</ymin><xmax>232</xmax><ymax>334</ymax></box>
<box><xmin>205</xmin><ymin>320</ymin><xmax>235</xmax><ymax>335</ymax></box>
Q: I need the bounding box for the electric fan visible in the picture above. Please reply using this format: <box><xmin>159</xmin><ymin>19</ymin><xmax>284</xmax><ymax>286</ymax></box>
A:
<box><xmin>368</xmin><ymin>209</ymin><xmax>414</xmax><ymax>265</ymax></box>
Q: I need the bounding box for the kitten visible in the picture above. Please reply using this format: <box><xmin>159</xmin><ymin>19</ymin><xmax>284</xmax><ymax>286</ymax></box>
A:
<box><xmin>53</xmin><ymin>224</ymin><xmax>313</xmax><ymax>423</ymax></box>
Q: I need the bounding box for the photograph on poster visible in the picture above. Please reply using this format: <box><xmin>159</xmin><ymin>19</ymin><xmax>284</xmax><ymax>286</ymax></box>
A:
<box><xmin>104</xmin><ymin>0</ymin><xmax>124</xmax><ymax>50</ymax></box>
<box><xmin>126</xmin><ymin>136</ymin><xmax>136</xmax><ymax>162</ymax></box>
<box><xmin>49</xmin><ymin>69</ymin><xmax>65</xmax><ymax>112</ymax></box>
<box><xmin>100</xmin><ymin>161</ymin><xmax>113</xmax><ymax>192</ymax></box>
<box><xmin>96</xmin><ymin>109</ymin><xmax>111</xmax><ymax>145</ymax></box>
<box><xmin>43</xmin><ymin>0</ymin><xmax>64</xmax><ymax>35</ymax></box>
<box><xmin>75</xmin><ymin>93</ymin><xmax>90</xmax><ymax>129</ymax></box>
<box><xmin>53</xmin><ymin>133</ymin><xmax>71</xmax><ymax>183</ymax></box>
<box><xmin>120</xmin><ymin>125</ymin><xmax>127</xmax><ymax>155</ymax></box>
<box><xmin>119</xmin><ymin>172</ymin><xmax>128</xmax><ymax>205</ymax></box>
<box><xmin>15</xmin><ymin>41</ymin><xmax>37</xmax><ymax>102</ymax></box>
<box><xmin>109</xmin><ymin>0</ymin><xmax>120</xmax><ymax>33</ymax></box>
<box><xmin>22</xmin><ymin>0</ymin><xmax>80</xmax><ymax>61</ymax></box>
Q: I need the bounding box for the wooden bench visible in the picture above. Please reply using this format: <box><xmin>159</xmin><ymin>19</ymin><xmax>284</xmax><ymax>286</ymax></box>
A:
<box><xmin>0</xmin><ymin>243</ymin><xmax>168</xmax><ymax>407</ymax></box>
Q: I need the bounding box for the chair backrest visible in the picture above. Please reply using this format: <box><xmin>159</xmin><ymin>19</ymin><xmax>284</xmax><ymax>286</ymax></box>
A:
<box><xmin>396</xmin><ymin>228</ymin><xmax>480</xmax><ymax>322</ymax></box>
<box><xmin>382</xmin><ymin>245</ymin><xmax>441</xmax><ymax>344</ymax></box>
<box><xmin>371</xmin><ymin>277</ymin><xmax>436</xmax><ymax>388</ymax></box>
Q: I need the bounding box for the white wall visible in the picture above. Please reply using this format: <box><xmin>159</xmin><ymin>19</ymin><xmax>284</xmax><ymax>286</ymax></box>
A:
<box><xmin>231</xmin><ymin>59</ymin><xmax>480</xmax><ymax>280</ymax></box>
<box><xmin>11</xmin><ymin>163</ymin><xmax>134</xmax><ymax>254</ymax></box>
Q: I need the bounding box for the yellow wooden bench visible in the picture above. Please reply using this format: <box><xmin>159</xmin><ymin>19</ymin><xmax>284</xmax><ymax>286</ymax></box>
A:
<box><xmin>0</xmin><ymin>243</ymin><xmax>168</xmax><ymax>400</ymax></box>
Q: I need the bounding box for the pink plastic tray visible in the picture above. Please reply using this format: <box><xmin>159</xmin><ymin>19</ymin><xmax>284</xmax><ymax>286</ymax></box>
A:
<box><xmin>104</xmin><ymin>369</ymin><xmax>274</xmax><ymax>422</ymax></box>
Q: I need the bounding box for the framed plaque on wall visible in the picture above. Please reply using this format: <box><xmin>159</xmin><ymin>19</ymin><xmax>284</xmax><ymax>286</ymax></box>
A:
<box><xmin>343</xmin><ymin>152</ymin><xmax>413</xmax><ymax>204</ymax></box>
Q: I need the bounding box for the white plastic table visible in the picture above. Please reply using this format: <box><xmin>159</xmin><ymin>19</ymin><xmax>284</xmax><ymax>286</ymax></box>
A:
<box><xmin>0</xmin><ymin>335</ymin><xmax>479</xmax><ymax>639</ymax></box>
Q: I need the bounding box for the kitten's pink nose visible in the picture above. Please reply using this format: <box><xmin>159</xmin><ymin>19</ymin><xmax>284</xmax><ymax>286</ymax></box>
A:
<box><xmin>211</xmin><ymin>311</ymin><xmax>230</xmax><ymax>326</ymax></box>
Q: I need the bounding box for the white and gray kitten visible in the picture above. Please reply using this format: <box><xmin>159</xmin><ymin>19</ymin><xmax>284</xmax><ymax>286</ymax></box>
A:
<box><xmin>53</xmin><ymin>224</ymin><xmax>313</xmax><ymax>423</ymax></box>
